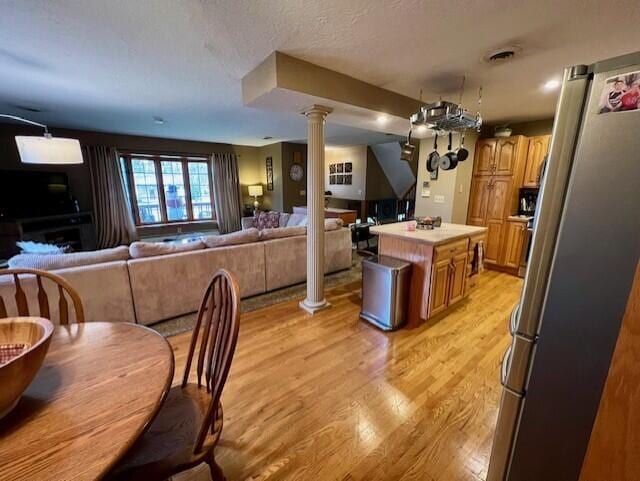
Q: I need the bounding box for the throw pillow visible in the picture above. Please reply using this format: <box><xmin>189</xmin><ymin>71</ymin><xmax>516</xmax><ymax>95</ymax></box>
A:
<box><xmin>202</xmin><ymin>228</ymin><xmax>260</xmax><ymax>248</ymax></box>
<box><xmin>8</xmin><ymin>245</ymin><xmax>131</xmax><ymax>270</ymax></box>
<box><xmin>278</xmin><ymin>212</ymin><xmax>291</xmax><ymax>227</ymax></box>
<box><xmin>259</xmin><ymin>226</ymin><xmax>307</xmax><ymax>240</ymax></box>
<box><xmin>129</xmin><ymin>239</ymin><xmax>205</xmax><ymax>259</ymax></box>
<box><xmin>256</xmin><ymin>211</ymin><xmax>280</xmax><ymax>230</ymax></box>
<box><xmin>286</xmin><ymin>213</ymin><xmax>308</xmax><ymax>227</ymax></box>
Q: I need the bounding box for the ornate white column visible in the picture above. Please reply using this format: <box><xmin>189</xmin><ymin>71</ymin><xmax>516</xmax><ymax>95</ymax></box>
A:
<box><xmin>300</xmin><ymin>104</ymin><xmax>332</xmax><ymax>314</ymax></box>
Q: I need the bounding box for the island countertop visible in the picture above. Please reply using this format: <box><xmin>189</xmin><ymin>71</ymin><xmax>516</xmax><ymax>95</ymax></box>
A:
<box><xmin>370</xmin><ymin>221</ymin><xmax>487</xmax><ymax>246</ymax></box>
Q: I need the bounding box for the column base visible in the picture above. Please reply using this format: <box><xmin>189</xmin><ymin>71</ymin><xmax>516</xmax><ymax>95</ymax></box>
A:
<box><xmin>299</xmin><ymin>298</ymin><xmax>331</xmax><ymax>315</ymax></box>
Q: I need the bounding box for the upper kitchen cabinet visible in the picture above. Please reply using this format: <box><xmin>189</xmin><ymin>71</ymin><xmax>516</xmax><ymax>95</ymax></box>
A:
<box><xmin>495</xmin><ymin>136</ymin><xmax>528</xmax><ymax>176</ymax></box>
<box><xmin>472</xmin><ymin>136</ymin><xmax>528</xmax><ymax>177</ymax></box>
<box><xmin>523</xmin><ymin>135</ymin><xmax>551</xmax><ymax>187</ymax></box>
<box><xmin>473</xmin><ymin>139</ymin><xmax>497</xmax><ymax>175</ymax></box>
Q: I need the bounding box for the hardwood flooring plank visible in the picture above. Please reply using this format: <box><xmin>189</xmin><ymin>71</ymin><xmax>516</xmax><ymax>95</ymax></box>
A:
<box><xmin>168</xmin><ymin>270</ymin><xmax>522</xmax><ymax>481</ymax></box>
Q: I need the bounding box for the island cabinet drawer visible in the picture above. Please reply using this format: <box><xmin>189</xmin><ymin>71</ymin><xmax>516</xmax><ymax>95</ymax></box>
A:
<box><xmin>434</xmin><ymin>239</ymin><xmax>469</xmax><ymax>261</ymax></box>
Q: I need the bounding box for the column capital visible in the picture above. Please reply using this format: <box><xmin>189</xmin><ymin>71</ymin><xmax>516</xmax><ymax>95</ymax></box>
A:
<box><xmin>301</xmin><ymin>104</ymin><xmax>333</xmax><ymax>118</ymax></box>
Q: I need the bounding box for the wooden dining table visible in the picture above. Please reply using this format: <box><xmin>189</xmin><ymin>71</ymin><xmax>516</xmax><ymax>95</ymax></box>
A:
<box><xmin>0</xmin><ymin>322</ymin><xmax>174</xmax><ymax>481</ymax></box>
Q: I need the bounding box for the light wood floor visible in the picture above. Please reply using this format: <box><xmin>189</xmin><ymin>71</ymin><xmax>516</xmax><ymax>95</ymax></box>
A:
<box><xmin>169</xmin><ymin>270</ymin><xmax>522</xmax><ymax>481</ymax></box>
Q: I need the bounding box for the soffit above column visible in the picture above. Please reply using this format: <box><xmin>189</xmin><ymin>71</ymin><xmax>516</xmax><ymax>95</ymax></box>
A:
<box><xmin>242</xmin><ymin>52</ymin><xmax>428</xmax><ymax>138</ymax></box>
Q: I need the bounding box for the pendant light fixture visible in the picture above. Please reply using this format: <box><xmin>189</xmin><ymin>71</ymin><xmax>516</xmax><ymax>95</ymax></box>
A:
<box><xmin>1</xmin><ymin>114</ymin><xmax>83</xmax><ymax>165</ymax></box>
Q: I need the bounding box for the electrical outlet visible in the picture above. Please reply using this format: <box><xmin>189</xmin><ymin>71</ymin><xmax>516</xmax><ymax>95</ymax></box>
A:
<box><xmin>434</xmin><ymin>195</ymin><xmax>445</xmax><ymax>204</ymax></box>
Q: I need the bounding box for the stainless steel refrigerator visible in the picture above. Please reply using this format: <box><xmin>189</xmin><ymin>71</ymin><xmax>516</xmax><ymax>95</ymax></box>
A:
<box><xmin>487</xmin><ymin>51</ymin><xmax>640</xmax><ymax>481</ymax></box>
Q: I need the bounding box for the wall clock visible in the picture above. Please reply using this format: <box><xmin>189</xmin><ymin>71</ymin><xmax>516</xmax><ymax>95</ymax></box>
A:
<box><xmin>289</xmin><ymin>163</ymin><xmax>304</xmax><ymax>182</ymax></box>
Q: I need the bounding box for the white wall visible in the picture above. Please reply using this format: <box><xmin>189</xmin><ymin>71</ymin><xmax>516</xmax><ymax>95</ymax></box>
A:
<box><xmin>369</xmin><ymin>141</ymin><xmax>416</xmax><ymax>198</ymax></box>
<box><xmin>325</xmin><ymin>145</ymin><xmax>367</xmax><ymax>200</ymax></box>
<box><xmin>414</xmin><ymin>131</ymin><xmax>477</xmax><ymax>223</ymax></box>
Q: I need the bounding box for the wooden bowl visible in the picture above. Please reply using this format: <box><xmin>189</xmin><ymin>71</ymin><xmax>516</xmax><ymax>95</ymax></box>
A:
<box><xmin>0</xmin><ymin>317</ymin><xmax>54</xmax><ymax>419</ymax></box>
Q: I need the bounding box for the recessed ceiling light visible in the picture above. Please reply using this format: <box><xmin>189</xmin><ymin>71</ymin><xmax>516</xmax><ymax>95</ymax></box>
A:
<box><xmin>376</xmin><ymin>115</ymin><xmax>388</xmax><ymax>125</ymax></box>
<box><xmin>153</xmin><ymin>116</ymin><xmax>166</xmax><ymax>125</ymax></box>
<box><xmin>543</xmin><ymin>79</ymin><xmax>560</xmax><ymax>91</ymax></box>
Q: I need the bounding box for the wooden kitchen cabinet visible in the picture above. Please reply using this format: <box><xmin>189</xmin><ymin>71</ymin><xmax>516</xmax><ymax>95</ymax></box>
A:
<box><xmin>473</xmin><ymin>139</ymin><xmax>497</xmax><ymax>175</ymax></box>
<box><xmin>429</xmin><ymin>258</ymin><xmax>452</xmax><ymax>317</ymax></box>
<box><xmin>523</xmin><ymin>135</ymin><xmax>551</xmax><ymax>187</ymax></box>
<box><xmin>429</xmin><ymin>241</ymin><xmax>469</xmax><ymax>316</ymax></box>
<box><xmin>503</xmin><ymin>219</ymin><xmax>527</xmax><ymax>269</ymax></box>
<box><xmin>448</xmin><ymin>252</ymin><xmax>468</xmax><ymax>304</ymax></box>
<box><xmin>467</xmin><ymin>135</ymin><xmax>528</xmax><ymax>273</ymax></box>
<box><xmin>467</xmin><ymin>177</ymin><xmax>491</xmax><ymax>226</ymax></box>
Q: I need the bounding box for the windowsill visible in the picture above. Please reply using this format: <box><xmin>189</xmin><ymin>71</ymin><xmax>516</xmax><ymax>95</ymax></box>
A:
<box><xmin>137</xmin><ymin>219</ymin><xmax>218</xmax><ymax>231</ymax></box>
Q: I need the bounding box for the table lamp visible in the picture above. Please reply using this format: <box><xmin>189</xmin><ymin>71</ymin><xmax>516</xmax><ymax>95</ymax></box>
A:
<box><xmin>248</xmin><ymin>185</ymin><xmax>263</xmax><ymax>213</ymax></box>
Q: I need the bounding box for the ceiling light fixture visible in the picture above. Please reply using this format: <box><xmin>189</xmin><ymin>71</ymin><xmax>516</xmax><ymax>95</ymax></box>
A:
<box><xmin>1</xmin><ymin>114</ymin><xmax>83</xmax><ymax>165</ymax></box>
<box><xmin>376</xmin><ymin>115</ymin><xmax>388</xmax><ymax>125</ymax></box>
<box><xmin>543</xmin><ymin>79</ymin><xmax>560</xmax><ymax>91</ymax></box>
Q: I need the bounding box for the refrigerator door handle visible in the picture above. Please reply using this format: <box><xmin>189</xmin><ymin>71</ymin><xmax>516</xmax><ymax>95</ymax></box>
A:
<box><xmin>500</xmin><ymin>344</ymin><xmax>512</xmax><ymax>386</ymax></box>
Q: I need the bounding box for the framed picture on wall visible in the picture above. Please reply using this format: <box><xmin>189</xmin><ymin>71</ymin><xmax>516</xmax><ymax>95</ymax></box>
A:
<box><xmin>336</xmin><ymin>163</ymin><xmax>344</xmax><ymax>173</ymax></box>
<box><xmin>344</xmin><ymin>174</ymin><xmax>352</xmax><ymax>185</ymax></box>
<box><xmin>337</xmin><ymin>175</ymin><xmax>344</xmax><ymax>184</ymax></box>
<box><xmin>266</xmin><ymin>157</ymin><xmax>274</xmax><ymax>191</ymax></box>
<box><xmin>329</xmin><ymin>164</ymin><xmax>336</xmax><ymax>174</ymax></box>
<box><xmin>344</xmin><ymin>162</ymin><xmax>352</xmax><ymax>173</ymax></box>
<box><xmin>329</xmin><ymin>175</ymin><xmax>336</xmax><ymax>185</ymax></box>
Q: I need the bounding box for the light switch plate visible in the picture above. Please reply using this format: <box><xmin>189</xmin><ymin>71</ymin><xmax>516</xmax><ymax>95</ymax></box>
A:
<box><xmin>434</xmin><ymin>195</ymin><xmax>445</xmax><ymax>204</ymax></box>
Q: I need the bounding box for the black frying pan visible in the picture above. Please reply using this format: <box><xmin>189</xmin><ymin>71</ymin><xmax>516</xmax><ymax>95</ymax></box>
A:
<box><xmin>439</xmin><ymin>132</ymin><xmax>458</xmax><ymax>170</ymax></box>
<box><xmin>427</xmin><ymin>133</ymin><xmax>440</xmax><ymax>172</ymax></box>
<box><xmin>456</xmin><ymin>131</ymin><xmax>469</xmax><ymax>162</ymax></box>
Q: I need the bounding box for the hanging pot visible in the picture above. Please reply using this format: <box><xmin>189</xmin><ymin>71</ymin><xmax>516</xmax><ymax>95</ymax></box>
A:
<box><xmin>439</xmin><ymin>132</ymin><xmax>458</xmax><ymax>170</ymax></box>
<box><xmin>456</xmin><ymin>131</ymin><xmax>469</xmax><ymax>162</ymax></box>
<box><xmin>427</xmin><ymin>133</ymin><xmax>440</xmax><ymax>172</ymax></box>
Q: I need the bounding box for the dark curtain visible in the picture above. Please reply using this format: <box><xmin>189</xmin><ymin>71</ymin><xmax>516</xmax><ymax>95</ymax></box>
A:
<box><xmin>85</xmin><ymin>145</ymin><xmax>137</xmax><ymax>247</ymax></box>
<box><xmin>211</xmin><ymin>152</ymin><xmax>243</xmax><ymax>233</ymax></box>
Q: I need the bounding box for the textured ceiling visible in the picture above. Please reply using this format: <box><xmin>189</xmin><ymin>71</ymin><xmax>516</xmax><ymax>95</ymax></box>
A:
<box><xmin>1</xmin><ymin>0</ymin><xmax>639</xmax><ymax>146</ymax></box>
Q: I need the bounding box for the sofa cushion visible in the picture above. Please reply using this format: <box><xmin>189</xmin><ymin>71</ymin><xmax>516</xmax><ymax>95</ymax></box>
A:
<box><xmin>129</xmin><ymin>240</ymin><xmax>205</xmax><ymax>259</ymax></box>
<box><xmin>127</xmin><ymin>243</ymin><xmax>266</xmax><ymax>325</ymax></box>
<box><xmin>0</xmin><ymin>261</ymin><xmax>135</xmax><ymax>325</ymax></box>
<box><xmin>8</xmin><ymin>246</ymin><xmax>130</xmax><ymax>270</ymax></box>
<box><xmin>201</xmin><ymin>228</ymin><xmax>259</xmax><ymax>248</ymax></box>
<box><xmin>256</xmin><ymin>211</ymin><xmax>280</xmax><ymax>230</ymax></box>
<box><xmin>286</xmin><ymin>213</ymin><xmax>308</xmax><ymax>227</ymax></box>
<box><xmin>259</xmin><ymin>226</ymin><xmax>306</xmax><ymax>240</ymax></box>
<box><xmin>263</xmin><ymin>228</ymin><xmax>352</xmax><ymax>291</ymax></box>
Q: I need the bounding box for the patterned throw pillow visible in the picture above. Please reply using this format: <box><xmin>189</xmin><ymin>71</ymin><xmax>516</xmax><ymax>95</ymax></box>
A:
<box><xmin>256</xmin><ymin>211</ymin><xmax>280</xmax><ymax>230</ymax></box>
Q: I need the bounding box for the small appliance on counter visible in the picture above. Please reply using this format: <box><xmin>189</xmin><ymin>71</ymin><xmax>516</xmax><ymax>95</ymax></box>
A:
<box><xmin>518</xmin><ymin>188</ymin><xmax>539</xmax><ymax>216</ymax></box>
<box><xmin>415</xmin><ymin>216</ymin><xmax>442</xmax><ymax>230</ymax></box>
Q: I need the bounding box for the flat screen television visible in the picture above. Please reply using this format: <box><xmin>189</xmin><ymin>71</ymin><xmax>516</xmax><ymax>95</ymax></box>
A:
<box><xmin>0</xmin><ymin>169</ymin><xmax>74</xmax><ymax>219</ymax></box>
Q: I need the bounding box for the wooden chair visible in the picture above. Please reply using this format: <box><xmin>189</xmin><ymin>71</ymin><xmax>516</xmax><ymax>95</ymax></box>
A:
<box><xmin>0</xmin><ymin>268</ymin><xmax>85</xmax><ymax>325</ymax></box>
<box><xmin>109</xmin><ymin>269</ymin><xmax>241</xmax><ymax>481</ymax></box>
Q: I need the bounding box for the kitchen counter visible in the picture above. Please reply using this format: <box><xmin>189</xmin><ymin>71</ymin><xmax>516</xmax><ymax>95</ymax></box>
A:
<box><xmin>293</xmin><ymin>206</ymin><xmax>358</xmax><ymax>224</ymax></box>
<box><xmin>371</xmin><ymin>221</ymin><xmax>487</xmax><ymax>327</ymax></box>
<box><xmin>370</xmin><ymin>221</ymin><xmax>487</xmax><ymax>246</ymax></box>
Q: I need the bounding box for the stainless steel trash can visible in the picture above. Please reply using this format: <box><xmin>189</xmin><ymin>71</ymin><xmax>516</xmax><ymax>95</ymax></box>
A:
<box><xmin>360</xmin><ymin>255</ymin><xmax>411</xmax><ymax>331</ymax></box>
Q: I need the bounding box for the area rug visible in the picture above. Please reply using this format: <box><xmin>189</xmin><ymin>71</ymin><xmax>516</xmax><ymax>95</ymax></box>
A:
<box><xmin>151</xmin><ymin>251</ymin><xmax>366</xmax><ymax>338</ymax></box>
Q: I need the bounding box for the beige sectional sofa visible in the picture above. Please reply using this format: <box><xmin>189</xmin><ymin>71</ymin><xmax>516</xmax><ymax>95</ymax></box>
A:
<box><xmin>0</xmin><ymin>227</ymin><xmax>351</xmax><ymax>326</ymax></box>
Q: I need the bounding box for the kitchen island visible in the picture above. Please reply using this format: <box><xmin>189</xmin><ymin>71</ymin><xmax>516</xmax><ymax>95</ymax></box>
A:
<box><xmin>370</xmin><ymin>222</ymin><xmax>487</xmax><ymax>327</ymax></box>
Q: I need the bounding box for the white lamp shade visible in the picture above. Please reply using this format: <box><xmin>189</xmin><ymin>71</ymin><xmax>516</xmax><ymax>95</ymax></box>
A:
<box><xmin>248</xmin><ymin>185</ymin><xmax>263</xmax><ymax>197</ymax></box>
<box><xmin>15</xmin><ymin>136</ymin><xmax>84</xmax><ymax>165</ymax></box>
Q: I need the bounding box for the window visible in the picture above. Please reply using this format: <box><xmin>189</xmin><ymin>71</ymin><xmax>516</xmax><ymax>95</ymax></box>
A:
<box><xmin>120</xmin><ymin>153</ymin><xmax>215</xmax><ymax>225</ymax></box>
